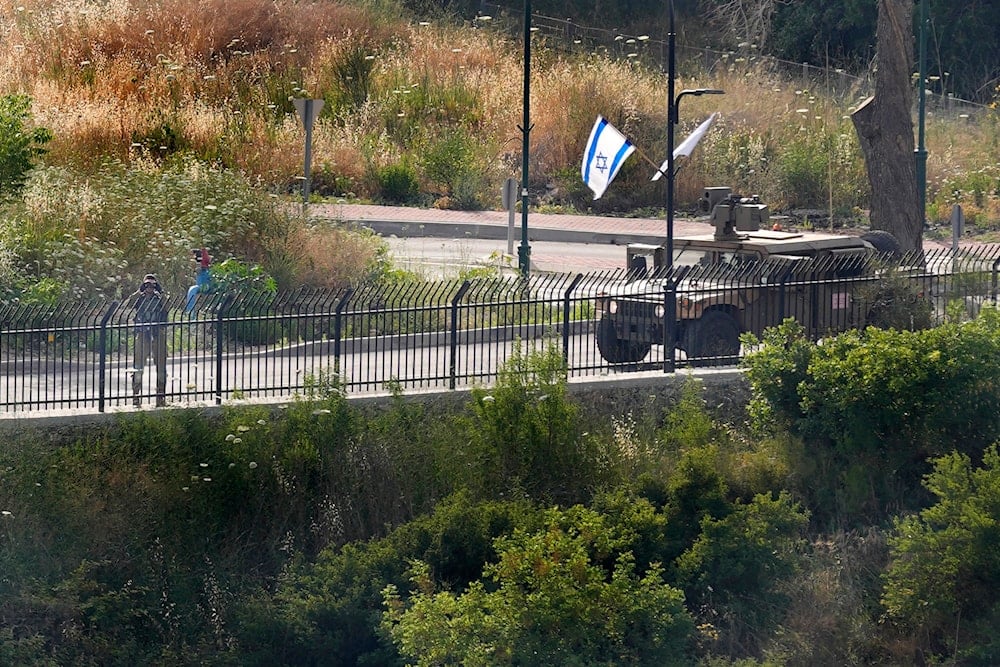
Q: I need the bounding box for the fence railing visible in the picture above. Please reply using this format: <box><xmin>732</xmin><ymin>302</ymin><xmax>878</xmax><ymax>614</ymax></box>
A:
<box><xmin>2</xmin><ymin>246</ymin><xmax>999</xmax><ymax>413</ymax></box>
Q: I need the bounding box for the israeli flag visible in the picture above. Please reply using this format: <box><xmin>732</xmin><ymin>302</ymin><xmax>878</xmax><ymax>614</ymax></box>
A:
<box><xmin>582</xmin><ymin>116</ymin><xmax>636</xmax><ymax>200</ymax></box>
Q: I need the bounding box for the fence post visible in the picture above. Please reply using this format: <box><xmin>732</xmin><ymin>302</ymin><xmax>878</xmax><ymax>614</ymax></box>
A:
<box><xmin>97</xmin><ymin>300</ymin><xmax>119</xmax><ymax>413</ymax></box>
<box><xmin>449</xmin><ymin>281</ymin><xmax>472</xmax><ymax>390</ymax></box>
<box><xmin>778</xmin><ymin>264</ymin><xmax>794</xmax><ymax>321</ymax></box>
<box><xmin>215</xmin><ymin>294</ymin><xmax>234</xmax><ymax>405</ymax></box>
<box><xmin>332</xmin><ymin>288</ymin><xmax>353</xmax><ymax>376</ymax></box>
<box><xmin>562</xmin><ymin>274</ymin><xmax>584</xmax><ymax>364</ymax></box>
<box><xmin>992</xmin><ymin>258</ymin><xmax>1000</xmax><ymax>306</ymax></box>
<box><xmin>662</xmin><ymin>267</ymin><xmax>687</xmax><ymax>373</ymax></box>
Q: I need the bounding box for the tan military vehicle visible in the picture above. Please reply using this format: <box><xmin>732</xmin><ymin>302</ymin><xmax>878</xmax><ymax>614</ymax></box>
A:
<box><xmin>595</xmin><ymin>187</ymin><xmax>903</xmax><ymax>365</ymax></box>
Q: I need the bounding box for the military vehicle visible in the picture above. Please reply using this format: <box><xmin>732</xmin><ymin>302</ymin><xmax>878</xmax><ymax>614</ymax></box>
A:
<box><xmin>595</xmin><ymin>187</ymin><xmax>903</xmax><ymax>365</ymax></box>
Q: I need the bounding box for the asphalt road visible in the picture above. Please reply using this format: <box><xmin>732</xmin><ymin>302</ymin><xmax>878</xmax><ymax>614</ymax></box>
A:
<box><xmin>383</xmin><ymin>236</ymin><xmax>632</xmax><ymax>277</ymax></box>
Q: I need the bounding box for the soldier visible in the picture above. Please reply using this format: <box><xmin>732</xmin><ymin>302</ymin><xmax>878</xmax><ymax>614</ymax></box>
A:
<box><xmin>131</xmin><ymin>274</ymin><xmax>168</xmax><ymax>407</ymax></box>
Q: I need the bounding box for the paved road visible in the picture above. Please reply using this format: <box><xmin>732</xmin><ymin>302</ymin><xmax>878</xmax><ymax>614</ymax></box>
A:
<box><xmin>311</xmin><ymin>202</ymin><xmax>714</xmax><ymax>274</ymax></box>
<box><xmin>310</xmin><ymin>202</ymin><xmax>957</xmax><ymax>275</ymax></box>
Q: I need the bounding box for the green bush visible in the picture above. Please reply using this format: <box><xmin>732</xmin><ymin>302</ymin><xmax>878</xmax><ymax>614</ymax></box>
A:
<box><xmin>0</xmin><ymin>94</ymin><xmax>51</xmax><ymax>203</ymax></box>
<box><xmin>382</xmin><ymin>504</ymin><xmax>696</xmax><ymax>666</ymax></box>
<box><xmin>883</xmin><ymin>445</ymin><xmax>1000</xmax><ymax>663</ymax></box>
<box><xmin>775</xmin><ymin>124</ymin><xmax>868</xmax><ymax>212</ymax></box>
<box><xmin>4</xmin><ymin>159</ymin><xmax>296</xmax><ymax>297</ymax></box>
<box><xmin>419</xmin><ymin>128</ymin><xmax>487</xmax><ymax>209</ymax></box>
<box><xmin>375</xmin><ymin>161</ymin><xmax>420</xmax><ymax>204</ymax></box>
<box><xmin>675</xmin><ymin>492</ymin><xmax>809</xmax><ymax>658</ymax></box>
<box><xmin>241</xmin><ymin>491</ymin><xmax>538</xmax><ymax>666</ymax></box>
<box><xmin>465</xmin><ymin>344</ymin><xmax>599</xmax><ymax>504</ymax></box>
<box><xmin>742</xmin><ymin>310</ymin><xmax>1000</xmax><ymax>521</ymax></box>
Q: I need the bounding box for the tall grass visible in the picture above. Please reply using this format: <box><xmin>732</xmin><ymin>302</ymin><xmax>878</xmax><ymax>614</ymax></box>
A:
<box><xmin>1</xmin><ymin>0</ymin><xmax>998</xmax><ymax>287</ymax></box>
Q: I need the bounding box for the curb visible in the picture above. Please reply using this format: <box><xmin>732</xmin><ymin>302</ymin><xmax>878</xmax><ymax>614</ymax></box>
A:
<box><xmin>349</xmin><ymin>218</ymin><xmax>665</xmax><ymax>247</ymax></box>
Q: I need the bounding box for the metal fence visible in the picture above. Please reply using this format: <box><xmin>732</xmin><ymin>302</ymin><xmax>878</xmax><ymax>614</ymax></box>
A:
<box><xmin>3</xmin><ymin>246</ymin><xmax>1000</xmax><ymax>413</ymax></box>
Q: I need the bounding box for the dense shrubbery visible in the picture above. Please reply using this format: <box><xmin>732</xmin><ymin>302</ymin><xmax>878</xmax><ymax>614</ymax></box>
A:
<box><xmin>7</xmin><ymin>314</ymin><xmax>1000</xmax><ymax>664</ymax></box>
<box><xmin>883</xmin><ymin>445</ymin><xmax>1000</xmax><ymax>664</ymax></box>
<box><xmin>742</xmin><ymin>310</ymin><xmax>1000</xmax><ymax>523</ymax></box>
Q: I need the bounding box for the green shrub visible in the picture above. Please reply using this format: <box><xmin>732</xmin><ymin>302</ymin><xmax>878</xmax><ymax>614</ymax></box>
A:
<box><xmin>883</xmin><ymin>445</ymin><xmax>1000</xmax><ymax>663</ymax></box>
<box><xmin>323</xmin><ymin>40</ymin><xmax>378</xmax><ymax>112</ymax></box>
<box><xmin>213</xmin><ymin>258</ymin><xmax>282</xmax><ymax>344</ymax></box>
<box><xmin>419</xmin><ymin>128</ymin><xmax>486</xmax><ymax>209</ymax></box>
<box><xmin>242</xmin><ymin>491</ymin><xmax>538</xmax><ymax>666</ymax></box>
<box><xmin>375</xmin><ymin>161</ymin><xmax>420</xmax><ymax>204</ymax></box>
<box><xmin>775</xmin><ymin>124</ymin><xmax>868</xmax><ymax>212</ymax></box>
<box><xmin>382</xmin><ymin>504</ymin><xmax>696</xmax><ymax>666</ymax></box>
<box><xmin>699</xmin><ymin>122</ymin><xmax>778</xmax><ymax>204</ymax></box>
<box><xmin>465</xmin><ymin>343</ymin><xmax>598</xmax><ymax>504</ymax></box>
<box><xmin>5</xmin><ymin>159</ymin><xmax>297</xmax><ymax>297</ymax></box>
<box><xmin>674</xmin><ymin>492</ymin><xmax>809</xmax><ymax>658</ymax></box>
<box><xmin>0</xmin><ymin>94</ymin><xmax>52</xmax><ymax>203</ymax></box>
<box><xmin>743</xmin><ymin>310</ymin><xmax>1000</xmax><ymax>522</ymax></box>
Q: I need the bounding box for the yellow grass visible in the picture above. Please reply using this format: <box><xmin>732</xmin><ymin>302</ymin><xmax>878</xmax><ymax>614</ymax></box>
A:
<box><xmin>1</xmin><ymin>0</ymin><xmax>997</xmax><ymax>223</ymax></box>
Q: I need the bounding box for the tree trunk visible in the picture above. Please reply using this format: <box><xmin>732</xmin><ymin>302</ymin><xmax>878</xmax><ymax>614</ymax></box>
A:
<box><xmin>851</xmin><ymin>0</ymin><xmax>923</xmax><ymax>254</ymax></box>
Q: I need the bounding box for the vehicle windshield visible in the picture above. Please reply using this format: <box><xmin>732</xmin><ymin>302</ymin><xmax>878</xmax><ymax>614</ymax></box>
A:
<box><xmin>674</xmin><ymin>248</ymin><xmax>760</xmax><ymax>268</ymax></box>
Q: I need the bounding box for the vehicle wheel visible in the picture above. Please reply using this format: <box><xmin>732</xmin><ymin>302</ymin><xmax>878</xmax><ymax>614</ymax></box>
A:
<box><xmin>861</xmin><ymin>230</ymin><xmax>902</xmax><ymax>258</ymax></box>
<box><xmin>596</xmin><ymin>315</ymin><xmax>652</xmax><ymax>364</ymax></box>
<box><xmin>682</xmin><ymin>310</ymin><xmax>740</xmax><ymax>367</ymax></box>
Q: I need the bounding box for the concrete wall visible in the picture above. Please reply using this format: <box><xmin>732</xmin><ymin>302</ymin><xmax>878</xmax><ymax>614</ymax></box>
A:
<box><xmin>0</xmin><ymin>370</ymin><xmax>751</xmax><ymax>447</ymax></box>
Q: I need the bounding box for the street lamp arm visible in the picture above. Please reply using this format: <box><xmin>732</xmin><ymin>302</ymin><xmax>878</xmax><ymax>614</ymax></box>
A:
<box><xmin>673</xmin><ymin>89</ymin><xmax>726</xmax><ymax>122</ymax></box>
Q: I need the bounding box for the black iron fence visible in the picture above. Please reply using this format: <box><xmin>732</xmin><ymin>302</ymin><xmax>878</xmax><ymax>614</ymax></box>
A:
<box><xmin>2</xmin><ymin>246</ymin><xmax>999</xmax><ymax>413</ymax></box>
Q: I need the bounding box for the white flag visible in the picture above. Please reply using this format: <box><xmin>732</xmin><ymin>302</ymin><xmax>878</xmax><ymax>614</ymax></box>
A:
<box><xmin>581</xmin><ymin>116</ymin><xmax>636</xmax><ymax>200</ymax></box>
<box><xmin>652</xmin><ymin>112</ymin><xmax>718</xmax><ymax>181</ymax></box>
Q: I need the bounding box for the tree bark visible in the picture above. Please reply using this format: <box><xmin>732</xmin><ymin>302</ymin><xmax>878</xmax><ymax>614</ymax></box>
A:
<box><xmin>851</xmin><ymin>0</ymin><xmax>923</xmax><ymax>254</ymax></box>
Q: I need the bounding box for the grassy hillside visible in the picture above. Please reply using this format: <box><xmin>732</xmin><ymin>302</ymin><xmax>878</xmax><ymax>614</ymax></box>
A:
<box><xmin>0</xmin><ymin>0</ymin><xmax>998</xmax><ymax>296</ymax></box>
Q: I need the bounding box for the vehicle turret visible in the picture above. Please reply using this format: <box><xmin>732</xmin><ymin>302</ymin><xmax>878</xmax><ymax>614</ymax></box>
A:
<box><xmin>700</xmin><ymin>187</ymin><xmax>769</xmax><ymax>240</ymax></box>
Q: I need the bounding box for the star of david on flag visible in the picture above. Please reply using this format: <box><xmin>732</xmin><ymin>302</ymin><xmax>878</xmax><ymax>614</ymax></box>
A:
<box><xmin>581</xmin><ymin>116</ymin><xmax>636</xmax><ymax>200</ymax></box>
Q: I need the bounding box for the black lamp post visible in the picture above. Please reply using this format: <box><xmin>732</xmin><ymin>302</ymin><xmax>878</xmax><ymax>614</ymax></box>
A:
<box><xmin>915</xmin><ymin>0</ymin><xmax>928</xmax><ymax>225</ymax></box>
<box><xmin>665</xmin><ymin>1</ymin><xmax>725</xmax><ymax>269</ymax></box>
<box><xmin>667</xmin><ymin>88</ymin><xmax>724</xmax><ymax>268</ymax></box>
<box><xmin>517</xmin><ymin>0</ymin><xmax>533</xmax><ymax>277</ymax></box>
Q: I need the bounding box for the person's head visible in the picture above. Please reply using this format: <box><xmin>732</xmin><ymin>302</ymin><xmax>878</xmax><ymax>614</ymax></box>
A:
<box><xmin>140</xmin><ymin>274</ymin><xmax>162</xmax><ymax>295</ymax></box>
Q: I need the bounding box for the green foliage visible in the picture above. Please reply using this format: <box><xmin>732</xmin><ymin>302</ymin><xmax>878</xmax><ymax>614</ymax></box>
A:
<box><xmin>466</xmin><ymin>343</ymin><xmax>597</xmax><ymax>504</ymax></box>
<box><xmin>374</xmin><ymin>161</ymin><xmax>420</xmax><ymax>204</ymax></box>
<box><xmin>245</xmin><ymin>491</ymin><xmax>537</xmax><ymax>666</ymax></box>
<box><xmin>675</xmin><ymin>492</ymin><xmax>809</xmax><ymax>657</ymax></box>
<box><xmin>382</xmin><ymin>504</ymin><xmax>695</xmax><ymax>666</ymax></box>
<box><xmin>130</xmin><ymin>114</ymin><xmax>189</xmax><ymax>158</ymax></box>
<box><xmin>928</xmin><ymin>163</ymin><xmax>1000</xmax><ymax>228</ymax></box>
<box><xmin>883</xmin><ymin>445</ymin><xmax>1000</xmax><ymax>663</ymax></box>
<box><xmin>743</xmin><ymin>310</ymin><xmax>1000</xmax><ymax>521</ymax></box>
<box><xmin>0</xmin><ymin>94</ymin><xmax>52</xmax><ymax>203</ymax></box>
<box><xmin>213</xmin><ymin>257</ymin><xmax>282</xmax><ymax>344</ymax></box>
<box><xmin>856</xmin><ymin>268</ymin><xmax>935</xmax><ymax>331</ymax></box>
<box><xmin>775</xmin><ymin>124</ymin><xmax>868</xmax><ymax>211</ymax></box>
<box><xmin>419</xmin><ymin>128</ymin><xmax>487</xmax><ymax>209</ymax></box>
<box><xmin>324</xmin><ymin>40</ymin><xmax>379</xmax><ymax>113</ymax></box>
<box><xmin>4</xmin><ymin>159</ymin><xmax>297</xmax><ymax>297</ymax></box>
<box><xmin>699</xmin><ymin>122</ymin><xmax>778</xmax><ymax>205</ymax></box>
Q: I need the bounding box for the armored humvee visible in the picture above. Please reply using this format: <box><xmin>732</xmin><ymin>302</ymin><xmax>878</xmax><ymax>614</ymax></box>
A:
<box><xmin>595</xmin><ymin>187</ymin><xmax>903</xmax><ymax>365</ymax></box>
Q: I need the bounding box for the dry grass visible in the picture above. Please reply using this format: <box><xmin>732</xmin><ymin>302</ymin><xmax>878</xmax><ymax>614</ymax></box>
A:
<box><xmin>1</xmin><ymin>0</ymin><xmax>997</xmax><ymax>222</ymax></box>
